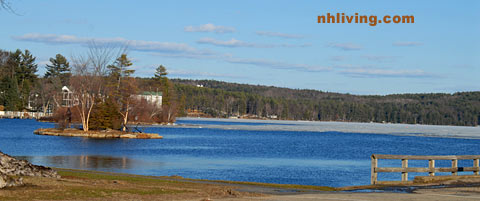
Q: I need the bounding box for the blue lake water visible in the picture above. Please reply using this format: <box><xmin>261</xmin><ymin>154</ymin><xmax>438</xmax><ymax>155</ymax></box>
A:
<box><xmin>0</xmin><ymin>118</ymin><xmax>479</xmax><ymax>187</ymax></box>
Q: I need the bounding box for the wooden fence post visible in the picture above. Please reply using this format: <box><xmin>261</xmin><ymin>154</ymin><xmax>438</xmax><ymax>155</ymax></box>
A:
<box><xmin>429</xmin><ymin>159</ymin><xmax>435</xmax><ymax>176</ymax></box>
<box><xmin>452</xmin><ymin>159</ymin><xmax>458</xmax><ymax>176</ymax></box>
<box><xmin>371</xmin><ymin>155</ymin><xmax>377</xmax><ymax>185</ymax></box>
<box><xmin>474</xmin><ymin>159</ymin><xmax>479</xmax><ymax>175</ymax></box>
<box><xmin>402</xmin><ymin>159</ymin><xmax>408</xmax><ymax>181</ymax></box>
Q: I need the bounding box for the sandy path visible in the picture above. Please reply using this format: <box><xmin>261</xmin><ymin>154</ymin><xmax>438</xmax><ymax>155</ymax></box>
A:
<box><xmin>214</xmin><ymin>188</ymin><xmax>480</xmax><ymax>201</ymax></box>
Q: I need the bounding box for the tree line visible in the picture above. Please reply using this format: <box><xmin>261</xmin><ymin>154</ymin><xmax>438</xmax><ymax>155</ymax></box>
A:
<box><xmin>1</xmin><ymin>47</ymin><xmax>478</xmax><ymax>127</ymax></box>
<box><xmin>164</xmin><ymin>79</ymin><xmax>480</xmax><ymax>127</ymax></box>
<box><xmin>0</xmin><ymin>47</ymin><xmax>178</xmax><ymax>131</ymax></box>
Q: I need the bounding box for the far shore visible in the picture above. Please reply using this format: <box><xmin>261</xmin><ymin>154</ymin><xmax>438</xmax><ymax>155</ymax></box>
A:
<box><xmin>174</xmin><ymin>117</ymin><xmax>480</xmax><ymax>139</ymax></box>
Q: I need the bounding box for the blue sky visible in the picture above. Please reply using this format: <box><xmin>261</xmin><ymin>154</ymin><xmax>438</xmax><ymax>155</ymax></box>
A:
<box><xmin>1</xmin><ymin>0</ymin><xmax>479</xmax><ymax>95</ymax></box>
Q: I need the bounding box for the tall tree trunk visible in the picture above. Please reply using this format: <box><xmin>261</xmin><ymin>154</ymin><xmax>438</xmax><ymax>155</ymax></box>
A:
<box><xmin>42</xmin><ymin>100</ymin><xmax>50</xmax><ymax>115</ymax></box>
<box><xmin>121</xmin><ymin>100</ymin><xmax>130</xmax><ymax>132</ymax></box>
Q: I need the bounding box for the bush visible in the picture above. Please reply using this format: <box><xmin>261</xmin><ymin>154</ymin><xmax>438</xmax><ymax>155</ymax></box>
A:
<box><xmin>51</xmin><ymin>107</ymin><xmax>81</xmax><ymax>129</ymax></box>
<box><xmin>89</xmin><ymin>97</ymin><xmax>122</xmax><ymax>130</ymax></box>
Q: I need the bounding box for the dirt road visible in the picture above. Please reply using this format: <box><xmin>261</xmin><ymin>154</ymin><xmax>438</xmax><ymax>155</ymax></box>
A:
<box><xmin>214</xmin><ymin>186</ymin><xmax>480</xmax><ymax>201</ymax></box>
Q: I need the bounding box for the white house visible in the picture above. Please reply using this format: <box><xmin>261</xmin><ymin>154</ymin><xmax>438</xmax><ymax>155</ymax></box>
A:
<box><xmin>134</xmin><ymin>91</ymin><xmax>163</xmax><ymax>108</ymax></box>
<box><xmin>61</xmin><ymin>86</ymin><xmax>162</xmax><ymax>108</ymax></box>
<box><xmin>62</xmin><ymin>86</ymin><xmax>76</xmax><ymax>107</ymax></box>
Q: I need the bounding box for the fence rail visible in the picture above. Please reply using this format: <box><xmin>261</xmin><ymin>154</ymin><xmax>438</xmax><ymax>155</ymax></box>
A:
<box><xmin>0</xmin><ymin>111</ymin><xmax>52</xmax><ymax>119</ymax></box>
<box><xmin>371</xmin><ymin>154</ymin><xmax>480</xmax><ymax>185</ymax></box>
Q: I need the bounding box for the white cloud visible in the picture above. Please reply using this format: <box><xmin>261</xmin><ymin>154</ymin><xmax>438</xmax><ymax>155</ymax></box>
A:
<box><xmin>362</xmin><ymin>55</ymin><xmax>397</xmax><ymax>62</ymax></box>
<box><xmin>224</xmin><ymin>57</ymin><xmax>331</xmax><ymax>72</ymax></box>
<box><xmin>169</xmin><ymin>69</ymin><xmax>245</xmax><ymax>79</ymax></box>
<box><xmin>340</xmin><ymin>68</ymin><xmax>432</xmax><ymax>78</ymax></box>
<box><xmin>280</xmin><ymin>43</ymin><xmax>311</xmax><ymax>48</ymax></box>
<box><xmin>151</xmin><ymin>51</ymin><xmax>329</xmax><ymax>73</ymax></box>
<box><xmin>13</xmin><ymin>33</ymin><xmax>209</xmax><ymax>55</ymax></box>
<box><xmin>392</xmin><ymin>41</ymin><xmax>423</xmax><ymax>47</ymax></box>
<box><xmin>150</xmin><ymin>52</ymin><xmax>221</xmax><ymax>60</ymax></box>
<box><xmin>184</xmin><ymin>23</ymin><xmax>235</xmax><ymax>33</ymax></box>
<box><xmin>197</xmin><ymin>37</ymin><xmax>310</xmax><ymax>48</ymax></box>
<box><xmin>197</xmin><ymin>37</ymin><xmax>273</xmax><ymax>48</ymax></box>
<box><xmin>327</xmin><ymin>43</ymin><xmax>362</xmax><ymax>51</ymax></box>
<box><xmin>330</xmin><ymin>56</ymin><xmax>348</xmax><ymax>61</ymax></box>
<box><xmin>333</xmin><ymin>64</ymin><xmax>360</xmax><ymax>69</ymax></box>
<box><xmin>256</xmin><ymin>31</ymin><xmax>304</xmax><ymax>39</ymax></box>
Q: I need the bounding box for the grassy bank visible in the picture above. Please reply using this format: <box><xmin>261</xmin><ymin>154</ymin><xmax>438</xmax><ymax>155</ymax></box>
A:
<box><xmin>0</xmin><ymin>168</ymin><xmax>335</xmax><ymax>200</ymax></box>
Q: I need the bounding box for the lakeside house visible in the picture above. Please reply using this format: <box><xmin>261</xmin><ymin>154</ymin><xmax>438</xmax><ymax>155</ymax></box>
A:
<box><xmin>133</xmin><ymin>91</ymin><xmax>163</xmax><ymax>107</ymax></box>
<box><xmin>61</xmin><ymin>86</ymin><xmax>162</xmax><ymax>108</ymax></box>
<box><xmin>62</xmin><ymin>86</ymin><xmax>76</xmax><ymax>107</ymax></box>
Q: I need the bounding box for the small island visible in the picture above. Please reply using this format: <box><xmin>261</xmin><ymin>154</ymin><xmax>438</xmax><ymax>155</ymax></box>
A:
<box><xmin>27</xmin><ymin>58</ymin><xmax>174</xmax><ymax>140</ymax></box>
<box><xmin>34</xmin><ymin>128</ymin><xmax>163</xmax><ymax>139</ymax></box>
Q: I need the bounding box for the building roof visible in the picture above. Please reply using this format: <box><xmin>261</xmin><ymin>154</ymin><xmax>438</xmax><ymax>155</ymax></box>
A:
<box><xmin>62</xmin><ymin>86</ymin><xmax>71</xmax><ymax>92</ymax></box>
<box><xmin>141</xmin><ymin>91</ymin><xmax>163</xmax><ymax>96</ymax></box>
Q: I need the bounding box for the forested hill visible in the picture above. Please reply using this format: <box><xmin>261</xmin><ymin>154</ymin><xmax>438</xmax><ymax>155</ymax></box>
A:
<box><xmin>143</xmin><ymin>78</ymin><xmax>480</xmax><ymax>126</ymax></box>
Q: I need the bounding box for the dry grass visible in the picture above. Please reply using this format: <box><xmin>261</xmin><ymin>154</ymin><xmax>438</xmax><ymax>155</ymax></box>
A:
<box><xmin>186</xmin><ymin>179</ymin><xmax>337</xmax><ymax>191</ymax></box>
<box><xmin>0</xmin><ymin>169</ymin><xmax>257</xmax><ymax>201</ymax></box>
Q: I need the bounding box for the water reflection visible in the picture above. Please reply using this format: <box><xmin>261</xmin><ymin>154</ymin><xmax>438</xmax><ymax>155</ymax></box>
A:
<box><xmin>18</xmin><ymin>155</ymin><xmax>154</xmax><ymax>170</ymax></box>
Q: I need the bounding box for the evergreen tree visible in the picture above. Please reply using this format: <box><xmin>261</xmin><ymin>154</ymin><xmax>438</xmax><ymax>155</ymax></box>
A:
<box><xmin>154</xmin><ymin>65</ymin><xmax>168</xmax><ymax>79</ymax></box>
<box><xmin>19</xmin><ymin>50</ymin><xmax>38</xmax><ymax>109</ymax></box>
<box><xmin>107</xmin><ymin>54</ymin><xmax>134</xmax><ymax>89</ymax></box>
<box><xmin>17</xmin><ymin>49</ymin><xmax>37</xmax><ymax>86</ymax></box>
<box><xmin>89</xmin><ymin>97</ymin><xmax>122</xmax><ymax>130</ymax></box>
<box><xmin>162</xmin><ymin>79</ymin><xmax>171</xmax><ymax>106</ymax></box>
<box><xmin>45</xmin><ymin>54</ymin><xmax>70</xmax><ymax>86</ymax></box>
<box><xmin>154</xmin><ymin>64</ymin><xmax>169</xmax><ymax>102</ymax></box>
<box><xmin>6</xmin><ymin>49</ymin><xmax>21</xmax><ymax>79</ymax></box>
<box><xmin>4</xmin><ymin>76</ymin><xmax>20</xmax><ymax>111</ymax></box>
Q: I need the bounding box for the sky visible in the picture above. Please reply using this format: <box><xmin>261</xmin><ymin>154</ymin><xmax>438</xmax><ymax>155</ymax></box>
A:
<box><xmin>1</xmin><ymin>0</ymin><xmax>479</xmax><ymax>95</ymax></box>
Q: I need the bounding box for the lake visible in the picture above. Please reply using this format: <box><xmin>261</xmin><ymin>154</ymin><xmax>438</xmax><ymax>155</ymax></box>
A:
<box><xmin>1</xmin><ymin>118</ymin><xmax>480</xmax><ymax>187</ymax></box>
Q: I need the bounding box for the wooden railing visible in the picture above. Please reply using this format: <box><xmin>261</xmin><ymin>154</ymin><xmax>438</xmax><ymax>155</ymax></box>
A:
<box><xmin>371</xmin><ymin>154</ymin><xmax>480</xmax><ymax>184</ymax></box>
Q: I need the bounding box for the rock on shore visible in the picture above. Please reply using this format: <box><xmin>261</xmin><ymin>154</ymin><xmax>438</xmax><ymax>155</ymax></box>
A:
<box><xmin>0</xmin><ymin>174</ymin><xmax>22</xmax><ymax>189</ymax></box>
<box><xmin>0</xmin><ymin>151</ymin><xmax>60</xmax><ymax>188</ymax></box>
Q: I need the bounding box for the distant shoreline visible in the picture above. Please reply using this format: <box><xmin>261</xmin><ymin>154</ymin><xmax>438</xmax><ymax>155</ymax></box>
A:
<box><xmin>174</xmin><ymin>117</ymin><xmax>480</xmax><ymax>140</ymax></box>
<box><xmin>2</xmin><ymin>117</ymin><xmax>479</xmax><ymax>139</ymax></box>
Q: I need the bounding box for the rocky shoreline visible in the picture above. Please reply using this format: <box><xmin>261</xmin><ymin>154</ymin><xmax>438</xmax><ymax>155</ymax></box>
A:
<box><xmin>34</xmin><ymin>128</ymin><xmax>163</xmax><ymax>139</ymax></box>
<box><xmin>0</xmin><ymin>151</ymin><xmax>59</xmax><ymax>189</ymax></box>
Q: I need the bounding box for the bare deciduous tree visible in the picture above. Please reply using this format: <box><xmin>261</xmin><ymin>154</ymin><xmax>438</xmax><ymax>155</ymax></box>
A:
<box><xmin>117</xmin><ymin>77</ymin><xmax>138</xmax><ymax>131</ymax></box>
<box><xmin>34</xmin><ymin>78</ymin><xmax>57</xmax><ymax>115</ymax></box>
<box><xmin>70</xmin><ymin>55</ymin><xmax>95</xmax><ymax>131</ymax></box>
<box><xmin>0</xmin><ymin>0</ymin><xmax>18</xmax><ymax>14</ymax></box>
<box><xmin>0</xmin><ymin>0</ymin><xmax>11</xmax><ymax>10</ymax></box>
<box><xmin>69</xmin><ymin>42</ymin><xmax>126</xmax><ymax>131</ymax></box>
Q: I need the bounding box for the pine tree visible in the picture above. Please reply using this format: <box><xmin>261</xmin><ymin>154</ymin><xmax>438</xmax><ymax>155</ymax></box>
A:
<box><xmin>107</xmin><ymin>54</ymin><xmax>134</xmax><ymax>89</ymax></box>
<box><xmin>4</xmin><ymin>76</ymin><xmax>20</xmax><ymax>111</ymax></box>
<box><xmin>22</xmin><ymin>50</ymin><xmax>37</xmax><ymax>108</ymax></box>
<box><xmin>45</xmin><ymin>54</ymin><xmax>70</xmax><ymax>86</ymax></box>
<box><xmin>6</xmin><ymin>49</ymin><xmax>21</xmax><ymax>79</ymax></box>
<box><xmin>106</xmin><ymin>54</ymin><xmax>137</xmax><ymax>131</ymax></box>
<box><xmin>17</xmin><ymin>49</ymin><xmax>37</xmax><ymax>85</ymax></box>
<box><xmin>89</xmin><ymin>97</ymin><xmax>122</xmax><ymax>130</ymax></box>
<box><xmin>154</xmin><ymin>64</ymin><xmax>169</xmax><ymax>99</ymax></box>
<box><xmin>154</xmin><ymin>65</ymin><xmax>168</xmax><ymax>80</ymax></box>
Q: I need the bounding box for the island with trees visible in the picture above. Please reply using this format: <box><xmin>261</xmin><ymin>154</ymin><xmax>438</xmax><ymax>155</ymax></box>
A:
<box><xmin>0</xmin><ymin>44</ymin><xmax>176</xmax><ymax>138</ymax></box>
